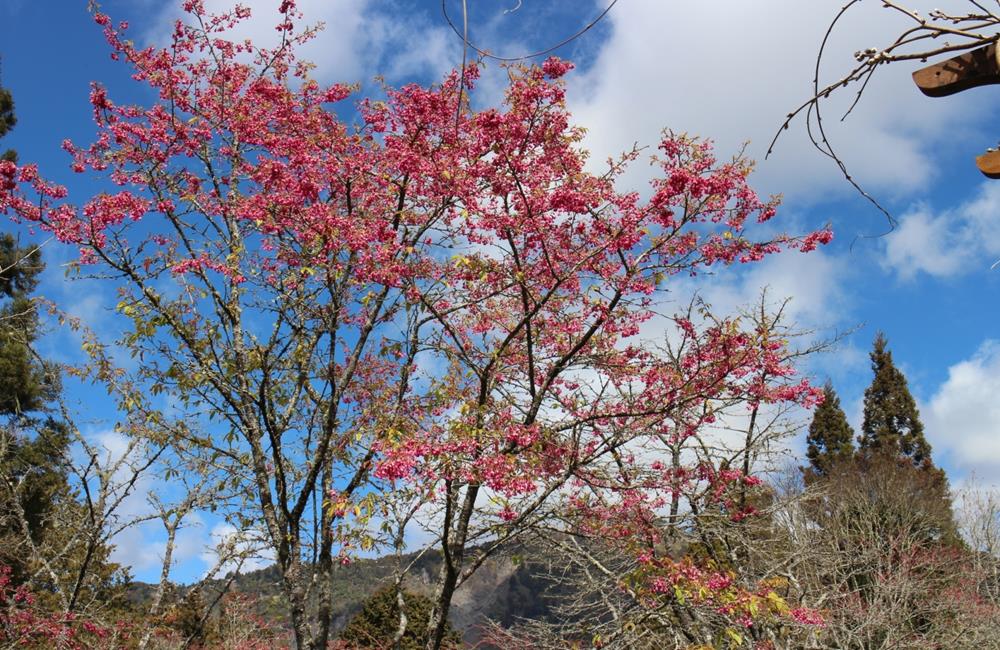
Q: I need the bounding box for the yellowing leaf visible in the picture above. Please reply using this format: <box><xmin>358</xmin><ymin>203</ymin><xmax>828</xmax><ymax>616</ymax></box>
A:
<box><xmin>766</xmin><ymin>590</ymin><xmax>790</xmax><ymax>615</ymax></box>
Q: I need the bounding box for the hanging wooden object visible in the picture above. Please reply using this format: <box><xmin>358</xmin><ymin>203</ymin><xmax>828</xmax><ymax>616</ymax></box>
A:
<box><xmin>913</xmin><ymin>42</ymin><xmax>1000</xmax><ymax>178</ymax></box>
<box><xmin>976</xmin><ymin>150</ymin><xmax>1000</xmax><ymax>179</ymax></box>
<box><xmin>912</xmin><ymin>42</ymin><xmax>1000</xmax><ymax>97</ymax></box>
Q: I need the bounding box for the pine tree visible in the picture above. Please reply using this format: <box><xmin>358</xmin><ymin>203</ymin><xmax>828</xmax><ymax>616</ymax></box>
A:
<box><xmin>0</xmin><ymin>234</ymin><xmax>50</xmax><ymax>416</ymax></box>
<box><xmin>0</xmin><ymin>245</ymin><xmax>128</xmax><ymax>610</ymax></box>
<box><xmin>0</xmin><ymin>68</ymin><xmax>50</xmax><ymax>416</ymax></box>
<box><xmin>172</xmin><ymin>586</ymin><xmax>211</xmax><ymax>646</ymax></box>
<box><xmin>0</xmin><ymin>65</ymin><xmax>15</xmax><ymax>162</ymax></box>
<box><xmin>0</xmin><ymin>77</ymin><xmax>64</xmax><ymax>585</ymax></box>
<box><xmin>858</xmin><ymin>332</ymin><xmax>933</xmax><ymax>468</ymax></box>
<box><xmin>0</xmin><ymin>79</ymin><xmax>127</xmax><ymax>613</ymax></box>
<box><xmin>0</xmin><ymin>193</ymin><xmax>62</xmax><ymax>588</ymax></box>
<box><xmin>339</xmin><ymin>585</ymin><xmax>461</xmax><ymax>650</ymax></box>
<box><xmin>804</xmin><ymin>381</ymin><xmax>855</xmax><ymax>479</ymax></box>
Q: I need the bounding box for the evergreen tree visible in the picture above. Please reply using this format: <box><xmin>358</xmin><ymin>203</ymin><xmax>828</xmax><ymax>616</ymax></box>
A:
<box><xmin>853</xmin><ymin>332</ymin><xmax>958</xmax><ymax>544</ymax></box>
<box><xmin>0</xmin><ymin>234</ymin><xmax>51</xmax><ymax>416</ymax></box>
<box><xmin>0</xmin><ymin>66</ymin><xmax>51</xmax><ymax>415</ymax></box>
<box><xmin>0</xmin><ymin>62</ymin><xmax>15</xmax><ymax>162</ymax></box>
<box><xmin>339</xmin><ymin>585</ymin><xmax>461</xmax><ymax>650</ymax></box>
<box><xmin>804</xmin><ymin>381</ymin><xmax>855</xmax><ymax>479</ymax></box>
<box><xmin>172</xmin><ymin>586</ymin><xmax>211</xmax><ymax>646</ymax></box>
<box><xmin>0</xmin><ymin>245</ymin><xmax>128</xmax><ymax>611</ymax></box>
<box><xmin>0</xmin><ymin>78</ymin><xmax>127</xmax><ymax>615</ymax></box>
<box><xmin>0</xmin><ymin>419</ymin><xmax>71</xmax><ymax>585</ymax></box>
<box><xmin>0</xmin><ymin>77</ymin><xmax>62</xmax><ymax>583</ymax></box>
<box><xmin>0</xmin><ymin>190</ymin><xmax>62</xmax><ymax>589</ymax></box>
<box><xmin>858</xmin><ymin>332</ymin><xmax>933</xmax><ymax>468</ymax></box>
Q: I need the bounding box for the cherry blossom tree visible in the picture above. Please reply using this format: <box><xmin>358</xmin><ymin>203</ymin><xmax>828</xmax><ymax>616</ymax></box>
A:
<box><xmin>0</xmin><ymin>2</ymin><xmax>832</xmax><ymax>648</ymax></box>
<box><xmin>477</xmin><ymin>296</ymin><xmax>834</xmax><ymax>650</ymax></box>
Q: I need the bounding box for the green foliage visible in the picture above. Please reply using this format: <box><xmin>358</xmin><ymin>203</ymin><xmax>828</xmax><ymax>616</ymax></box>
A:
<box><xmin>0</xmin><ymin>227</ymin><xmax>69</xmax><ymax>593</ymax></box>
<box><xmin>804</xmin><ymin>381</ymin><xmax>855</xmax><ymax>480</ymax></box>
<box><xmin>858</xmin><ymin>332</ymin><xmax>933</xmax><ymax>467</ymax></box>
<box><xmin>0</xmin><ymin>234</ymin><xmax>52</xmax><ymax>417</ymax></box>
<box><xmin>0</xmin><ymin>65</ymin><xmax>14</xmax><ymax>162</ymax></box>
<box><xmin>0</xmin><ymin>97</ymin><xmax>126</xmax><ymax>611</ymax></box>
<box><xmin>171</xmin><ymin>586</ymin><xmax>211</xmax><ymax>646</ymax></box>
<box><xmin>339</xmin><ymin>585</ymin><xmax>461</xmax><ymax>650</ymax></box>
<box><xmin>0</xmin><ymin>79</ymin><xmax>48</xmax><ymax>417</ymax></box>
<box><xmin>0</xmin><ymin>419</ymin><xmax>70</xmax><ymax>583</ymax></box>
<box><xmin>0</xmin><ymin>234</ymin><xmax>40</xmax><ymax>300</ymax></box>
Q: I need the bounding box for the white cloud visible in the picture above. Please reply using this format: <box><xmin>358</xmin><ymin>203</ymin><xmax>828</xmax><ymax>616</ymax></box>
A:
<box><xmin>200</xmin><ymin>521</ymin><xmax>273</xmax><ymax>577</ymax></box>
<box><xmin>708</xmin><ymin>248</ymin><xmax>850</xmax><ymax>333</ymax></box>
<box><xmin>82</xmin><ymin>430</ymin><xmax>164</xmax><ymax>572</ymax></box>
<box><xmin>144</xmin><ymin>0</ymin><xmax>459</xmax><ymax>86</ymax></box>
<box><xmin>925</xmin><ymin>341</ymin><xmax>1000</xmax><ymax>481</ymax></box>
<box><xmin>641</xmin><ymin>246</ymin><xmax>854</xmax><ymax>356</ymax></box>
<box><xmin>568</xmin><ymin>0</ymin><xmax>990</xmax><ymax>203</ymax></box>
<box><xmin>110</xmin><ymin>524</ymin><xmax>165</xmax><ymax>574</ymax></box>
<box><xmin>883</xmin><ymin>182</ymin><xmax>1000</xmax><ymax>279</ymax></box>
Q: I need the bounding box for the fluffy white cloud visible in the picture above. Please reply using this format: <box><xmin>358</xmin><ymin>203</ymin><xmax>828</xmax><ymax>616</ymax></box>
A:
<box><xmin>703</xmin><ymin>247</ymin><xmax>850</xmax><ymax>333</ymax></box>
<box><xmin>144</xmin><ymin>0</ymin><xmax>459</xmax><ymax>86</ymax></box>
<box><xmin>74</xmin><ymin>431</ymin><xmax>209</xmax><ymax>579</ymax></box>
<box><xmin>925</xmin><ymin>341</ymin><xmax>1000</xmax><ymax>481</ymax></box>
<box><xmin>568</xmin><ymin>0</ymin><xmax>990</xmax><ymax>203</ymax></box>
<box><xmin>883</xmin><ymin>182</ymin><xmax>1000</xmax><ymax>279</ymax></box>
<box><xmin>643</xmin><ymin>246</ymin><xmax>855</xmax><ymax>364</ymax></box>
<box><xmin>200</xmin><ymin>522</ymin><xmax>273</xmax><ymax>577</ymax></box>
<box><xmin>82</xmin><ymin>431</ymin><xmax>163</xmax><ymax>572</ymax></box>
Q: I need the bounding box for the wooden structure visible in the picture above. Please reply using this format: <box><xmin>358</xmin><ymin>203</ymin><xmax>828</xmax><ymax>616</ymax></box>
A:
<box><xmin>913</xmin><ymin>42</ymin><xmax>1000</xmax><ymax>178</ymax></box>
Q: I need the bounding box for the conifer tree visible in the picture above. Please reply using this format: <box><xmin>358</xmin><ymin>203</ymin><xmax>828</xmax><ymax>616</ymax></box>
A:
<box><xmin>804</xmin><ymin>381</ymin><xmax>855</xmax><ymax>479</ymax></box>
<box><xmin>0</xmin><ymin>76</ymin><xmax>63</xmax><ymax>585</ymax></box>
<box><xmin>0</xmin><ymin>58</ymin><xmax>17</xmax><ymax>161</ymax></box>
<box><xmin>858</xmin><ymin>332</ymin><xmax>933</xmax><ymax>468</ymax></box>
<box><xmin>0</xmin><ymin>71</ymin><xmax>50</xmax><ymax>415</ymax></box>
<box><xmin>853</xmin><ymin>332</ymin><xmax>958</xmax><ymax>544</ymax></box>
<box><xmin>339</xmin><ymin>585</ymin><xmax>461</xmax><ymax>650</ymax></box>
<box><xmin>0</xmin><ymin>234</ymin><xmax>49</xmax><ymax>416</ymax></box>
<box><xmin>0</xmin><ymin>64</ymin><xmax>14</xmax><ymax>162</ymax></box>
<box><xmin>0</xmin><ymin>78</ymin><xmax>126</xmax><ymax>611</ymax></box>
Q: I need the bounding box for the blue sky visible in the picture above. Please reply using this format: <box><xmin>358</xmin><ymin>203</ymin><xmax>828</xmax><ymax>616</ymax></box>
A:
<box><xmin>2</xmin><ymin>0</ymin><xmax>999</xmax><ymax>583</ymax></box>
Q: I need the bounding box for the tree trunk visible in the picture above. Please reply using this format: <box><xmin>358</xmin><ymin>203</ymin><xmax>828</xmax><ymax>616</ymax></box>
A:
<box><xmin>137</xmin><ymin>521</ymin><xmax>179</xmax><ymax>650</ymax></box>
<box><xmin>425</xmin><ymin>483</ymin><xmax>479</xmax><ymax>650</ymax></box>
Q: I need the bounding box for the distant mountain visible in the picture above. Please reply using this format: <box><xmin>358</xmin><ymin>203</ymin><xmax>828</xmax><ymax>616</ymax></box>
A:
<box><xmin>127</xmin><ymin>546</ymin><xmax>567</xmax><ymax>646</ymax></box>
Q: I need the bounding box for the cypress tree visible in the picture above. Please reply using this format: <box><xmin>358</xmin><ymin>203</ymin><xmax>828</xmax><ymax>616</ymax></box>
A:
<box><xmin>854</xmin><ymin>332</ymin><xmax>958</xmax><ymax>543</ymax></box>
<box><xmin>804</xmin><ymin>381</ymin><xmax>855</xmax><ymax>479</ymax></box>
<box><xmin>858</xmin><ymin>332</ymin><xmax>933</xmax><ymax>468</ymax></box>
